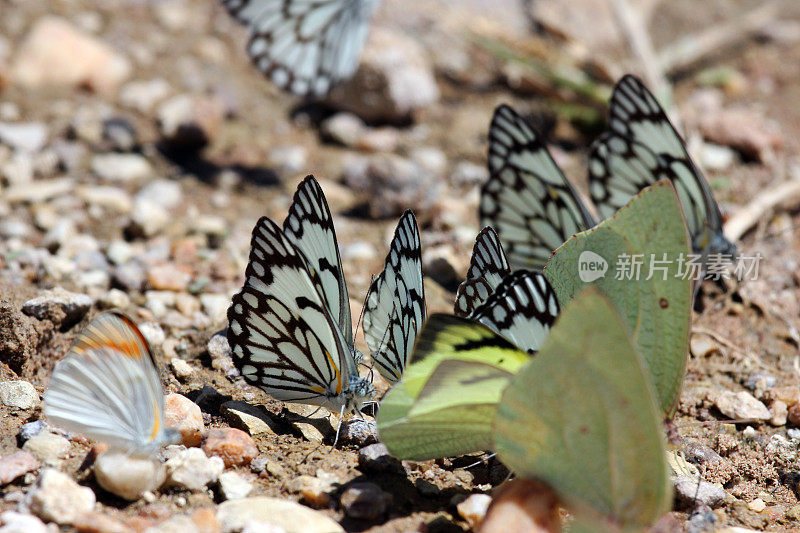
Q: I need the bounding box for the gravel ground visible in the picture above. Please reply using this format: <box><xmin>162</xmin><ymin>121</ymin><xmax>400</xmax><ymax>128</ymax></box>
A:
<box><xmin>1</xmin><ymin>0</ymin><xmax>800</xmax><ymax>531</ymax></box>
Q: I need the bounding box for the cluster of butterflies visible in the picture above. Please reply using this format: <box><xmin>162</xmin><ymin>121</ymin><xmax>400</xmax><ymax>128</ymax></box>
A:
<box><xmin>43</xmin><ymin>74</ymin><xmax>734</xmax><ymax>457</ymax></box>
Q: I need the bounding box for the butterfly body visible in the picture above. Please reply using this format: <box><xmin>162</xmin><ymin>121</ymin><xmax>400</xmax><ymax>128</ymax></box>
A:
<box><xmin>44</xmin><ymin>312</ymin><xmax>180</xmax><ymax>457</ymax></box>
<box><xmin>228</xmin><ymin>176</ymin><xmax>374</xmax><ymax>415</ymax></box>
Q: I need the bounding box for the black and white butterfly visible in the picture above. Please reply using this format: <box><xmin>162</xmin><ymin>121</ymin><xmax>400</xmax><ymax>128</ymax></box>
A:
<box><xmin>362</xmin><ymin>210</ymin><xmax>426</xmax><ymax>384</ymax></box>
<box><xmin>220</xmin><ymin>0</ymin><xmax>379</xmax><ymax>97</ymax></box>
<box><xmin>227</xmin><ymin>175</ymin><xmax>373</xmax><ymax>419</ymax></box>
<box><xmin>454</xmin><ymin>226</ymin><xmax>510</xmax><ymax>318</ymax></box>
<box><xmin>480</xmin><ymin>104</ymin><xmax>596</xmax><ymax>270</ymax></box>
<box><xmin>588</xmin><ymin>74</ymin><xmax>737</xmax><ymax>260</ymax></box>
<box><xmin>468</xmin><ymin>269</ymin><xmax>560</xmax><ymax>354</ymax></box>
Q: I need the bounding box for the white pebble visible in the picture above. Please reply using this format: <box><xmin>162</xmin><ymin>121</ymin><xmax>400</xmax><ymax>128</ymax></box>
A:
<box><xmin>0</xmin><ymin>380</ymin><xmax>39</xmax><ymax>410</ymax></box>
<box><xmin>94</xmin><ymin>450</ymin><xmax>166</xmax><ymax>501</ymax></box>
<box><xmin>26</xmin><ymin>468</ymin><xmax>95</xmax><ymax>525</ymax></box>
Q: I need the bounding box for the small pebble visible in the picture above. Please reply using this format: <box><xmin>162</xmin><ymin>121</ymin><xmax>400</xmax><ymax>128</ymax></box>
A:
<box><xmin>338</xmin><ymin>418</ymin><xmax>378</xmax><ymax>446</ymax></box>
<box><xmin>26</xmin><ymin>468</ymin><xmax>96</xmax><ymax>525</ymax></box>
<box><xmin>714</xmin><ymin>390</ymin><xmax>770</xmax><ymax>420</ymax></box>
<box><xmin>0</xmin><ymin>380</ymin><xmax>39</xmax><ymax>409</ymax></box>
<box><xmin>456</xmin><ymin>493</ymin><xmax>492</xmax><ymax>529</ymax></box>
<box><xmin>286</xmin><ymin>473</ymin><xmax>336</xmax><ymax>508</ymax></box>
<box><xmin>217</xmin><ymin>497</ymin><xmax>344</xmax><ymax>533</ymax></box>
<box><xmin>93</xmin><ymin>450</ymin><xmax>166</xmax><ymax>501</ymax></box>
<box><xmin>0</xmin><ymin>451</ymin><xmax>39</xmax><ymax>486</ymax></box>
<box><xmin>221</xmin><ymin>401</ymin><xmax>278</xmax><ymax>437</ymax></box>
<box><xmin>21</xmin><ymin>288</ymin><xmax>93</xmax><ymax>329</ymax></box>
<box><xmin>17</xmin><ymin>420</ymin><xmax>49</xmax><ymax>445</ymax></box>
<box><xmin>200</xmin><ymin>293</ymin><xmax>229</xmax><ymax>323</ymax></box>
<box><xmin>0</xmin><ymin>511</ymin><xmax>51</xmax><ymax>533</ymax></box>
<box><xmin>164</xmin><ymin>448</ymin><xmax>224</xmax><ymax>491</ymax></box>
<box><xmin>339</xmin><ymin>482</ymin><xmax>392</xmax><ymax>521</ymax></box>
<box><xmin>358</xmin><ymin>443</ymin><xmax>403</xmax><ymax>473</ymax></box>
<box><xmin>218</xmin><ymin>471</ymin><xmax>254</xmax><ymax>501</ymax></box>
<box><xmin>22</xmin><ymin>432</ymin><xmax>70</xmax><ymax>465</ymax></box>
<box><xmin>163</xmin><ymin>393</ymin><xmax>204</xmax><ymax>446</ymax></box>
<box><xmin>170</xmin><ymin>358</ymin><xmax>194</xmax><ymax>381</ymax></box>
<box><xmin>129</xmin><ymin>198</ymin><xmax>169</xmax><ymax>237</ymax></box>
<box><xmin>201</xmin><ymin>428</ymin><xmax>258</xmax><ymax>467</ymax></box>
<box><xmin>135</xmin><ymin>179</ymin><xmax>183</xmax><ymax>209</ymax></box>
<box><xmin>91</xmin><ymin>153</ymin><xmax>151</xmax><ymax>182</ymax></box>
<box><xmin>147</xmin><ymin>264</ymin><xmax>191</xmax><ymax>291</ymax></box>
<box><xmin>749</xmin><ymin>498</ymin><xmax>766</xmax><ymax>512</ymax></box>
<box><xmin>207</xmin><ymin>332</ymin><xmax>234</xmax><ymax>373</ymax></box>
<box><xmin>674</xmin><ymin>476</ymin><xmax>726</xmax><ymax>509</ymax></box>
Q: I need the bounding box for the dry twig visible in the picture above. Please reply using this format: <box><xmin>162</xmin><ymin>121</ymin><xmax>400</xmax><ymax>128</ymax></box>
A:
<box><xmin>723</xmin><ymin>178</ymin><xmax>800</xmax><ymax>243</ymax></box>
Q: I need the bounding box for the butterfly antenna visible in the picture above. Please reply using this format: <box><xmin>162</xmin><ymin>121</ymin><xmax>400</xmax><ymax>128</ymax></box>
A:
<box><xmin>354</xmin><ymin>275</ymin><xmax>374</xmax><ymax>345</ymax></box>
<box><xmin>462</xmin><ymin>452</ymin><xmax>497</xmax><ymax>470</ymax></box>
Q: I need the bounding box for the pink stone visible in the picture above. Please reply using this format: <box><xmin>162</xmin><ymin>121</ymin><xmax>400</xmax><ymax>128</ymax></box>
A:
<box><xmin>201</xmin><ymin>428</ymin><xmax>258</xmax><ymax>468</ymax></box>
<box><xmin>164</xmin><ymin>393</ymin><xmax>204</xmax><ymax>447</ymax></box>
<box><xmin>0</xmin><ymin>450</ymin><xmax>39</xmax><ymax>485</ymax></box>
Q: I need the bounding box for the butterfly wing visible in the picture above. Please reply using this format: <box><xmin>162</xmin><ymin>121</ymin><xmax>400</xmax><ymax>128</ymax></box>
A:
<box><xmin>470</xmin><ymin>270</ymin><xmax>559</xmax><ymax>353</ymax></box>
<box><xmin>363</xmin><ymin>210</ymin><xmax>426</xmax><ymax>384</ymax></box>
<box><xmin>228</xmin><ymin>216</ymin><xmax>355</xmax><ymax>406</ymax></box>
<box><xmin>221</xmin><ymin>0</ymin><xmax>378</xmax><ymax>97</ymax></box>
<box><xmin>480</xmin><ymin>104</ymin><xmax>596</xmax><ymax>270</ymax></box>
<box><xmin>454</xmin><ymin>226</ymin><xmax>511</xmax><ymax>317</ymax></box>
<box><xmin>283</xmin><ymin>175</ymin><xmax>353</xmax><ymax>347</ymax></box>
<box><xmin>44</xmin><ymin>312</ymin><xmax>170</xmax><ymax>454</ymax></box>
<box><xmin>588</xmin><ymin>75</ymin><xmax>735</xmax><ymax>257</ymax></box>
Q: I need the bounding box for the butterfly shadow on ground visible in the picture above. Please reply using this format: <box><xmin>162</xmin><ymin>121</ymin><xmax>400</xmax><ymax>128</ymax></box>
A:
<box><xmin>336</xmin><ymin>473</ymin><xmax>470</xmax><ymax>532</ymax></box>
<box><xmin>156</xmin><ymin>141</ymin><xmax>279</xmax><ymax>188</ymax></box>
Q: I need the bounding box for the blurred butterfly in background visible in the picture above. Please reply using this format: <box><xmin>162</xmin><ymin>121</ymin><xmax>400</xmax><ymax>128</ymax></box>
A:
<box><xmin>588</xmin><ymin>74</ymin><xmax>737</xmax><ymax>261</ymax></box>
<box><xmin>220</xmin><ymin>0</ymin><xmax>380</xmax><ymax>97</ymax></box>
<box><xmin>227</xmin><ymin>175</ymin><xmax>374</xmax><ymax>424</ymax></box>
<box><xmin>454</xmin><ymin>226</ymin><xmax>510</xmax><ymax>318</ymax></box>
<box><xmin>480</xmin><ymin>104</ymin><xmax>597</xmax><ymax>271</ymax></box>
<box><xmin>44</xmin><ymin>311</ymin><xmax>180</xmax><ymax>457</ymax></box>
<box><xmin>362</xmin><ymin>210</ymin><xmax>426</xmax><ymax>385</ymax></box>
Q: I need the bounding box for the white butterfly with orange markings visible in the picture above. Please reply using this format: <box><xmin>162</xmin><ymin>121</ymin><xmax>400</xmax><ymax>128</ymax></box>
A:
<box><xmin>44</xmin><ymin>311</ymin><xmax>180</xmax><ymax>457</ymax></box>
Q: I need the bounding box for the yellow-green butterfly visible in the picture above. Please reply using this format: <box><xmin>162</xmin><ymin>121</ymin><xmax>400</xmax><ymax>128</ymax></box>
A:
<box><xmin>494</xmin><ymin>288</ymin><xmax>671</xmax><ymax>530</ymax></box>
<box><xmin>377</xmin><ymin>314</ymin><xmax>530</xmax><ymax>460</ymax></box>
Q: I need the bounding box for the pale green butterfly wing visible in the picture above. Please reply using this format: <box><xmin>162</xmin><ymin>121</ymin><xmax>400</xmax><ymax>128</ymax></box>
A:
<box><xmin>493</xmin><ymin>288</ymin><xmax>671</xmax><ymax>529</ymax></box>
<box><xmin>380</xmin><ymin>359</ymin><xmax>515</xmax><ymax>460</ymax></box>
<box><xmin>544</xmin><ymin>181</ymin><xmax>692</xmax><ymax>414</ymax></box>
<box><xmin>377</xmin><ymin>314</ymin><xmax>530</xmax><ymax>460</ymax></box>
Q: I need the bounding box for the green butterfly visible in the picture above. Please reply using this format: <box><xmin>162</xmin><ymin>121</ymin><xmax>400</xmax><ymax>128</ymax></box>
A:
<box><xmin>495</xmin><ymin>288</ymin><xmax>671</xmax><ymax>529</ymax></box>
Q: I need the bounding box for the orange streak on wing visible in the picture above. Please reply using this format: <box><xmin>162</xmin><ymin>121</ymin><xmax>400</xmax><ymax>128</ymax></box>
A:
<box><xmin>323</xmin><ymin>350</ymin><xmax>342</xmax><ymax>395</ymax></box>
<box><xmin>148</xmin><ymin>400</ymin><xmax>161</xmax><ymax>442</ymax></box>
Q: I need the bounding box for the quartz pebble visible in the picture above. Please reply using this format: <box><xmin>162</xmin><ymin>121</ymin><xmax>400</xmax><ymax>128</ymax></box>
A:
<box><xmin>94</xmin><ymin>450</ymin><xmax>166</xmax><ymax>501</ymax></box>
<box><xmin>339</xmin><ymin>482</ymin><xmax>392</xmax><ymax>520</ymax></box>
<box><xmin>674</xmin><ymin>476</ymin><xmax>727</xmax><ymax>509</ymax></box>
<box><xmin>164</xmin><ymin>448</ymin><xmax>224</xmax><ymax>491</ymax></box>
<box><xmin>22</xmin><ymin>432</ymin><xmax>70</xmax><ymax>465</ymax></box>
<box><xmin>201</xmin><ymin>428</ymin><xmax>258</xmax><ymax>467</ymax></box>
<box><xmin>715</xmin><ymin>391</ymin><xmax>771</xmax><ymax>421</ymax></box>
<box><xmin>0</xmin><ymin>511</ymin><xmax>51</xmax><ymax>533</ymax></box>
<box><xmin>27</xmin><ymin>468</ymin><xmax>96</xmax><ymax>525</ymax></box>
<box><xmin>0</xmin><ymin>380</ymin><xmax>39</xmax><ymax>409</ymax></box>
<box><xmin>218</xmin><ymin>471</ymin><xmax>253</xmax><ymax>501</ymax></box>
<box><xmin>456</xmin><ymin>493</ymin><xmax>492</xmax><ymax>529</ymax></box>
<box><xmin>207</xmin><ymin>332</ymin><xmax>235</xmax><ymax>373</ymax></box>
<box><xmin>164</xmin><ymin>393</ymin><xmax>204</xmax><ymax>446</ymax></box>
<box><xmin>170</xmin><ymin>358</ymin><xmax>194</xmax><ymax>381</ymax></box>
<box><xmin>91</xmin><ymin>153</ymin><xmax>151</xmax><ymax>182</ymax></box>
<box><xmin>216</xmin><ymin>497</ymin><xmax>345</xmax><ymax>533</ymax></box>
<box><xmin>0</xmin><ymin>451</ymin><xmax>39</xmax><ymax>485</ymax></box>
